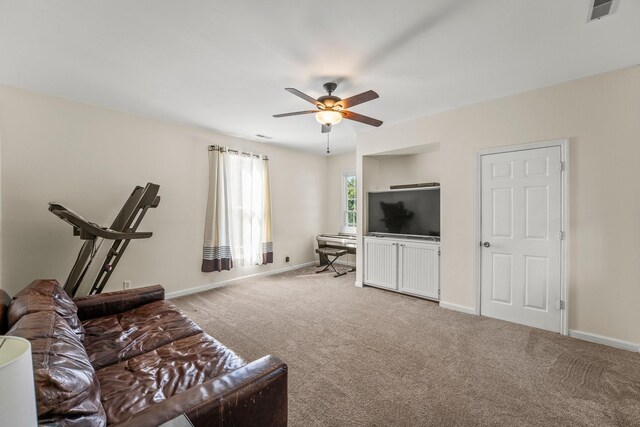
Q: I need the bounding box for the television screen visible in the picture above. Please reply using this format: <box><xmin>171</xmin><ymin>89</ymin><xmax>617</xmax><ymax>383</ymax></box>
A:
<box><xmin>367</xmin><ymin>188</ymin><xmax>440</xmax><ymax>237</ymax></box>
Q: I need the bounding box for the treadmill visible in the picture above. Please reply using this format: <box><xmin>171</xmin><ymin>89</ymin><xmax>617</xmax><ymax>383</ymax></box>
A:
<box><xmin>49</xmin><ymin>182</ymin><xmax>160</xmax><ymax>297</ymax></box>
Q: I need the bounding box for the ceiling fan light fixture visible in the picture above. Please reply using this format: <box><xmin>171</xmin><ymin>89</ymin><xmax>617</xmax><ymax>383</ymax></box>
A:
<box><xmin>315</xmin><ymin>110</ymin><xmax>342</xmax><ymax>125</ymax></box>
<box><xmin>275</xmin><ymin>83</ymin><xmax>382</xmax><ymax>132</ymax></box>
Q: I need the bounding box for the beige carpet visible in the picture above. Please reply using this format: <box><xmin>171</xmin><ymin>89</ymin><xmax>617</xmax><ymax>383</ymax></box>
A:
<box><xmin>173</xmin><ymin>266</ymin><xmax>640</xmax><ymax>427</ymax></box>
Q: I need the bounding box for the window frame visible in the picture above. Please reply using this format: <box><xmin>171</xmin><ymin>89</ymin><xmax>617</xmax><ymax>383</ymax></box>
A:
<box><xmin>342</xmin><ymin>169</ymin><xmax>357</xmax><ymax>229</ymax></box>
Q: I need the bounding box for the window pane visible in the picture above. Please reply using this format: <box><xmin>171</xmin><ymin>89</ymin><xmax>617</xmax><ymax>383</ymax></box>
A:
<box><xmin>348</xmin><ymin>212</ymin><xmax>357</xmax><ymax>226</ymax></box>
<box><xmin>343</xmin><ymin>173</ymin><xmax>357</xmax><ymax>227</ymax></box>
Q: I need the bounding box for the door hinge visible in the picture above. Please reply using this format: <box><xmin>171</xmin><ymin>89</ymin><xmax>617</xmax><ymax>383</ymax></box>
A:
<box><xmin>557</xmin><ymin>161</ymin><xmax>565</xmax><ymax>172</ymax></box>
<box><xmin>556</xmin><ymin>300</ymin><xmax>565</xmax><ymax>310</ymax></box>
<box><xmin>558</xmin><ymin>231</ymin><xmax>565</xmax><ymax>240</ymax></box>
<box><xmin>438</xmin><ymin>249</ymin><xmax>441</xmax><ymax>256</ymax></box>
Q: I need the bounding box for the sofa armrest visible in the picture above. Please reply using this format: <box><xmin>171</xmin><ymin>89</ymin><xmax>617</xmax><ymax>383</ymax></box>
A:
<box><xmin>0</xmin><ymin>289</ymin><xmax>11</xmax><ymax>334</ymax></box>
<box><xmin>111</xmin><ymin>355</ymin><xmax>288</xmax><ymax>427</ymax></box>
<box><xmin>73</xmin><ymin>285</ymin><xmax>165</xmax><ymax>320</ymax></box>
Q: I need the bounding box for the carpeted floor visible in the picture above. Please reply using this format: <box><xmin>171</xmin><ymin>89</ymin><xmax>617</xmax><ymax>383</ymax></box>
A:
<box><xmin>173</xmin><ymin>266</ymin><xmax>640</xmax><ymax>427</ymax></box>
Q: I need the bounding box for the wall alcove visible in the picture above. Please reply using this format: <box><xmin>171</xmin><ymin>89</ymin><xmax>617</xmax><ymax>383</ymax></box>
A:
<box><xmin>360</xmin><ymin>142</ymin><xmax>441</xmax><ymax>300</ymax></box>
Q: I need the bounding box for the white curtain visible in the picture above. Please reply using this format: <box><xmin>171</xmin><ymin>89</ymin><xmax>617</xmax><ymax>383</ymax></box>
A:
<box><xmin>202</xmin><ymin>148</ymin><xmax>233</xmax><ymax>272</ymax></box>
<box><xmin>227</xmin><ymin>153</ymin><xmax>266</xmax><ymax>266</ymax></box>
<box><xmin>202</xmin><ymin>147</ymin><xmax>272</xmax><ymax>272</ymax></box>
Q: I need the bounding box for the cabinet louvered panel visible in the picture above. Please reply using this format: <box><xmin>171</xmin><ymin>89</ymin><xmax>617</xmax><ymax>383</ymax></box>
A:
<box><xmin>364</xmin><ymin>237</ymin><xmax>440</xmax><ymax>300</ymax></box>
<box><xmin>398</xmin><ymin>243</ymin><xmax>439</xmax><ymax>299</ymax></box>
<box><xmin>364</xmin><ymin>238</ymin><xmax>397</xmax><ymax>289</ymax></box>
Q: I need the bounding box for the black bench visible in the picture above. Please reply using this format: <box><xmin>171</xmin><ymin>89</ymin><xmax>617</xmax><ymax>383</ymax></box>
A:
<box><xmin>315</xmin><ymin>248</ymin><xmax>348</xmax><ymax>277</ymax></box>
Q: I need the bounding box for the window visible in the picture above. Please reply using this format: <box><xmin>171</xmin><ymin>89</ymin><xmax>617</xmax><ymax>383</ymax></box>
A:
<box><xmin>226</xmin><ymin>153</ymin><xmax>270</xmax><ymax>266</ymax></box>
<box><xmin>343</xmin><ymin>170</ymin><xmax>357</xmax><ymax>228</ymax></box>
<box><xmin>202</xmin><ymin>146</ymin><xmax>273</xmax><ymax>273</ymax></box>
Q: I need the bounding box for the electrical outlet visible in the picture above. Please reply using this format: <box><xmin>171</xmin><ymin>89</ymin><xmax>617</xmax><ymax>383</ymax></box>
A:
<box><xmin>285</xmin><ymin>256</ymin><xmax>290</xmax><ymax>263</ymax></box>
<box><xmin>123</xmin><ymin>280</ymin><xmax>131</xmax><ymax>290</ymax></box>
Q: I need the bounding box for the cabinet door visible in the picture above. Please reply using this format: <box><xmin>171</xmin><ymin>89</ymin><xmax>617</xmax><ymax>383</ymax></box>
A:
<box><xmin>364</xmin><ymin>238</ymin><xmax>398</xmax><ymax>289</ymax></box>
<box><xmin>398</xmin><ymin>242</ymin><xmax>439</xmax><ymax>299</ymax></box>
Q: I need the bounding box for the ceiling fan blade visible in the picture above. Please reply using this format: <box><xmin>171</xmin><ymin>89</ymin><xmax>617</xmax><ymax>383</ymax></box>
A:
<box><xmin>321</xmin><ymin>124</ymin><xmax>331</xmax><ymax>133</ymax></box>
<box><xmin>337</xmin><ymin>90</ymin><xmax>379</xmax><ymax>109</ymax></box>
<box><xmin>285</xmin><ymin>88</ymin><xmax>320</xmax><ymax>106</ymax></box>
<box><xmin>342</xmin><ymin>110</ymin><xmax>383</xmax><ymax>127</ymax></box>
<box><xmin>273</xmin><ymin>110</ymin><xmax>317</xmax><ymax>118</ymax></box>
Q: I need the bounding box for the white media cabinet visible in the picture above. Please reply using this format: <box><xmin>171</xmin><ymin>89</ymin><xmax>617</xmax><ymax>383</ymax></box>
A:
<box><xmin>363</xmin><ymin>235</ymin><xmax>440</xmax><ymax>300</ymax></box>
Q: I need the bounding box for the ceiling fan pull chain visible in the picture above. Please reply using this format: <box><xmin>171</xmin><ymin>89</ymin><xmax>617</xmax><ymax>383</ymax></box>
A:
<box><xmin>326</xmin><ymin>133</ymin><xmax>330</xmax><ymax>154</ymax></box>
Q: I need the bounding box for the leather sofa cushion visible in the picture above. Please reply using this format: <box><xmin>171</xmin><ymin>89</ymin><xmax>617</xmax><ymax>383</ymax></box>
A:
<box><xmin>7</xmin><ymin>311</ymin><xmax>106</xmax><ymax>426</ymax></box>
<box><xmin>98</xmin><ymin>332</ymin><xmax>246</xmax><ymax>425</ymax></box>
<box><xmin>0</xmin><ymin>289</ymin><xmax>10</xmax><ymax>334</ymax></box>
<box><xmin>9</xmin><ymin>279</ymin><xmax>85</xmax><ymax>338</ymax></box>
<box><xmin>82</xmin><ymin>299</ymin><xmax>202</xmax><ymax>369</ymax></box>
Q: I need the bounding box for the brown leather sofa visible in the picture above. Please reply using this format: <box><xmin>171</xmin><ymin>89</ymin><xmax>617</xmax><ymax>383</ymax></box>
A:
<box><xmin>0</xmin><ymin>280</ymin><xmax>288</xmax><ymax>426</ymax></box>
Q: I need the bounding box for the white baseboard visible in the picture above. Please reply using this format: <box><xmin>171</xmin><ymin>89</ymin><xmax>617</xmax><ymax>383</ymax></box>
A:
<box><xmin>165</xmin><ymin>261</ymin><xmax>316</xmax><ymax>299</ymax></box>
<box><xmin>335</xmin><ymin>260</ymin><xmax>356</xmax><ymax>267</ymax></box>
<box><xmin>354</xmin><ymin>281</ymin><xmax>363</xmax><ymax>288</ymax></box>
<box><xmin>439</xmin><ymin>301</ymin><xmax>476</xmax><ymax>315</ymax></box>
<box><xmin>569</xmin><ymin>330</ymin><xmax>640</xmax><ymax>353</ymax></box>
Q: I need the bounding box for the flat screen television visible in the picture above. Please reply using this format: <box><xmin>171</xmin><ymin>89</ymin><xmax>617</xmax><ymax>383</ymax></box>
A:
<box><xmin>367</xmin><ymin>188</ymin><xmax>440</xmax><ymax>237</ymax></box>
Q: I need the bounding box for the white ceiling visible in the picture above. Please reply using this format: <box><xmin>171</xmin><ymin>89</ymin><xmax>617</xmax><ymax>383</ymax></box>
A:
<box><xmin>1</xmin><ymin>1</ymin><xmax>639</xmax><ymax>156</ymax></box>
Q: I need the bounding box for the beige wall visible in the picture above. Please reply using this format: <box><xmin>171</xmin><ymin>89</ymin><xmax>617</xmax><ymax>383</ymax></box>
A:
<box><xmin>0</xmin><ymin>85</ymin><xmax>327</xmax><ymax>296</ymax></box>
<box><xmin>0</xmin><ymin>129</ymin><xmax>2</xmax><ymax>291</ymax></box>
<box><xmin>357</xmin><ymin>66</ymin><xmax>640</xmax><ymax>344</ymax></box>
<box><xmin>365</xmin><ymin>151</ymin><xmax>441</xmax><ymax>191</ymax></box>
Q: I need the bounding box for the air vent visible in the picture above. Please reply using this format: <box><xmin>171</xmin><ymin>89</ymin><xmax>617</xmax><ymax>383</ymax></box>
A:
<box><xmin>255</xmin><ymin>134</ymin><xmax>273</xmax><ymax>140</ymax></box>
<box><xmin>588</xmin><ymin>0</ymin><xmax>617</xmax><ymax>21</ymax></box>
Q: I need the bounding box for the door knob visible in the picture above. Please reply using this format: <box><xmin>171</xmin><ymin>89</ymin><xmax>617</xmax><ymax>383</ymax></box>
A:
<box><xmin>483</xmin><ymin>242</ymin><xmax>491</xmax><ymax>248</ymax></box>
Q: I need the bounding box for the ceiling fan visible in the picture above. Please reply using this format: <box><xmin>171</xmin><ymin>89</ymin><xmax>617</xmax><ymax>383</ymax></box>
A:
<box><xmin>273</xmin><ymin>82</ymin><xmax>383</xmax><ymax>133</ymax></box>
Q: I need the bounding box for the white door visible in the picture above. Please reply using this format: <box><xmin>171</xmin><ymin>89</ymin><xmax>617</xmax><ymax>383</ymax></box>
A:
<box><xmin>398</xmin><ymin>242</ymin><xmax>439</xmax><ymax>299</ymax></box>
<box><xmin>480</xmin><ymin>146</ymin><xmax>563</xmax><ymax>332</ymax></box>
<box><xmin>364</xmin><ymin>238</ymin><xmax>398</xmax><ymax>290</ymax></box>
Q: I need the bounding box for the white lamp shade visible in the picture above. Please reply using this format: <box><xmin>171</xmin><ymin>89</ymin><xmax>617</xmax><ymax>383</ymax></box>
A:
<box><xmin>315</xmin><ymin>110</ymin><xmax>343</xmax><ymax>125</ymax></box>
<box><xmin>0</xmin><ymin>336</ymin><xmax>38</xmax><ymax>426</ymax></box>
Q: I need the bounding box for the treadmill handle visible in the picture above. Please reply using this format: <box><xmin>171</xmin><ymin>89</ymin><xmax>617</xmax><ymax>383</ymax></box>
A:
<box><xmin>99</xmin><ymin>229</ymin><xmax>152</xmax><ymax>240</ymax></box>
<box><xmin>49</xmin><ymin>203</ymin><xmax>152</xmax><ymax>240</ymax></box>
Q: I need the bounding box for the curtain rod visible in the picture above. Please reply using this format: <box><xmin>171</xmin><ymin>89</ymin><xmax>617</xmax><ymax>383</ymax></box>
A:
<box><xmin>209</xmin><ymin>145</ymin><xmax>268</xmax><ymax>160</ymax></box>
